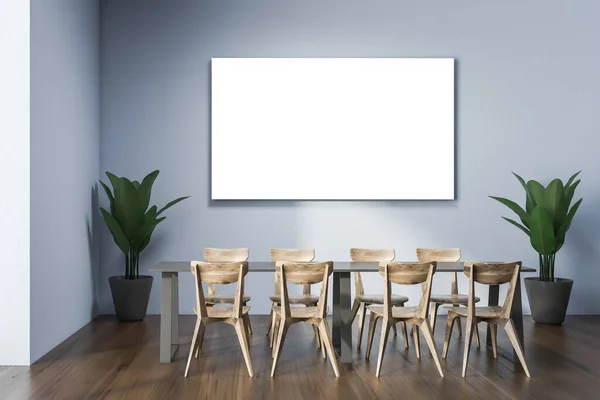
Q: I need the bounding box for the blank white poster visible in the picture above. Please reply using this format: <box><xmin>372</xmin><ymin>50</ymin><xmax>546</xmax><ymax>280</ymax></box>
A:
<box><xmin>211</xmin><ymin>58</ymin><xmax>454</xmax><ymax>200</ymax></box>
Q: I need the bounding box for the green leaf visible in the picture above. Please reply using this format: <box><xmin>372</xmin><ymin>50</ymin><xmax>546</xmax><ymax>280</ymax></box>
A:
<box><xmin>512</xmin><ymin>172</ymin><xmax>535</xmax><ymax>213</ymax></box>
<box><xmin>527</xmin><ymin>180</ymin><xmax>545</xmax><ymax>206</ymax></box>
<box><xmin>112</xmin><ymin>177</ymin><xmax>145</xmax><ymax>239</ymax></box>
<box><xmin>529</xmin><ymin>206</ymin><xmax>557</xmax><ymax>255</ymax></box>
<box><xmin>138</xmin><ymin>217</ymin><xmax>166</xmax><ymax>253</ymax></box>
<box><xmin>157</xmin><ymin>196</ymin><xmax>189</xmax><ymax>216</ymax></box>
<box><xmin>502</xmin><ymin>217</ymin><xmax>530</xmax><ymax>236</ymax></box>
<box><xmin>565</xmin><ymin>170</ymin><xmax>581</xmax><ymax>188</ymax></box>
<box><xmin>489</xmin><ymin>196</ymin><xmax>530</xmax><ymax>228</ymax></box>
<box><xmin>100</xmin><ymin>207</ymin><xmax>130</xmax><ymax>254</ymax></box>
<box><xmin>543</xmin><ymin>178</ymin><xmax>566</xmax><ymax>233</ymax></box>
<box><xmin>564</xmin><ymin>179</ymin><xmax>580</xmax><ymax>209</ymax></box>
<box><xmin>138</xmin><ymin>170</ymin><xmax>160</xmax><ymax>213</ymax></box>
<box><xmin>100</xmin><ymin>180</ymin><xmax>114</xmax><ymax>204</ymax></box>
<box><xmin>132</xmin><ymin>180</ymin><xmax>141</xmax><ymax>190</ymax></box>
<box><xmin>106</xmin><ymin>171</ymin><xmax>121</xmax><ymax>192</ymax></box>
<box><xmin>554</xmin><ymin>198</ymin><xmax>583</xmax><ymax>252</ymax></box>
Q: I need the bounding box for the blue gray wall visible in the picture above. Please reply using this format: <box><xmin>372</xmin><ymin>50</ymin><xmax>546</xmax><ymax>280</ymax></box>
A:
<box><xmin>31</xmin><ymin>0</ymin><xmax>100</xmax><ymax>362</ymax></box>
<box><xmin>100</xmin><ymin>0</ymin><xmax>600</xmax><ymax>315</ymax></box>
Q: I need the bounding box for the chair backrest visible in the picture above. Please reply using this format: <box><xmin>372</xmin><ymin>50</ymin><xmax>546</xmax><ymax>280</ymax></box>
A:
<box><xmin>270</xmin><ymin>248</ymin><xmax>315</xmax><ymax>262</ymax></box>
<box><xmin>278</xmin><ymin>262</ymin><xmax>333</xmax><ymax>319</ymax></box>
<box><xmin>203</xmin><ymin>248</ymin><xmax>249</xmax><ymax>295</ymax></box>
<box><xmin>416</xmin><ymin>248</ymin><xmax>461</xmax><ymax>293</ymax></box>
<box><xmin>464</xmin><ymin>261</ymin><xmax>522</xmax><ymax>319</ymax></box>
<box><xmin>379</xmin><ymin>262</ymin><xmax>436</xmax><ymax>320</ymax></box>
<box><xmin>190</xmin><ymin>261</ymin><xmax>249</xmax><ymax>318</ymax></box>
<box><xmin>350</xmin><ymin>248</ymin><xmax>395</xmax><ymax>295</ymax></box>
<box><xmin>416</xmin><ymin>248</ymin><xmax>461</xmax><ymax>262</ymax></box>
<box><xmin>204</xmin><ymin>247</ymin><xmax>249</xmax><ymax>262</ymax></box>
<box><xmin>270</xmin><ymin>248</ymin><xmax>315</xmax><ymax>295</ymax></box>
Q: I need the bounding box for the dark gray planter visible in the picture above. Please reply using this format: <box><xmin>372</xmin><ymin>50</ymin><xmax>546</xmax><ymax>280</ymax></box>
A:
<box><xmin>109</xmin><ymin>275</ymin><xmax>153</xmax><ymax>322</ymax></box>
<box><xmin>524</xmin><ymin>277</ymin><xmax>573</xmax><ymax>325</ymax></box>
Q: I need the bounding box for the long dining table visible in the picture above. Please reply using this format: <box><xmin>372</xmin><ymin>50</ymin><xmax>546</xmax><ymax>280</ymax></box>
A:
<box><xmin>149</xmin><ymin>261</ymin><xmax>535</xmax><ymax>364</ymax></box>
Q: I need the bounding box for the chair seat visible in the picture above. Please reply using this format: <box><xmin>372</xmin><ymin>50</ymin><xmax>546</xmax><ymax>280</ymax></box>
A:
<box><xmin>272</xmin><ymin>305</ymin><xmax>325</xmax><ymax>319</ymax></box>
<box><xmin>445</xmin><ymin>305</ymin><xmax>503</xmax><ymax>319</ymax></box>
<box><xmin>356</xmin><ymin>293</ymin><xmax>409</xmax><ymax>305</ymax></box>
<box><xmin>430</xmin><ymin>294</ymin><xmax>480</xmax><ymax>305</ymax></box>
<box><xmin>193</xmin><ymin>305</ymin><xmax>250</xmax><ymax>318</ymax></box>
<box><xmin>368</xmin><ymin>305</ymin><xmax>418</xmax><ymax>319</ymax></box>
<box><xmin>205</xmin><ymin>294</ymin><xmax>251</xmax><ymax>305</ymax></box>
<box><xmin>269</xmin><ymin>294</ymin><xmax>319</xmax><ymax>305</ymax></box>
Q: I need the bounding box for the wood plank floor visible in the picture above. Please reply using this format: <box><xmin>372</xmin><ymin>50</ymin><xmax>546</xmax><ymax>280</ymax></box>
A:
<box><xmin>2</xmin><ymin>315</ymin><xmax>600</xmax><ymax>399</ymax></box>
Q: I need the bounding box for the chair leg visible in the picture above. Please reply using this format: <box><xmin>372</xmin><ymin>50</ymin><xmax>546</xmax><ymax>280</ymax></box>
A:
<box><xmin>270</xmin><ymin>313</ymin><xmax>279</xmax><ymax>350</ymax></box>
<box><xmin>313</xmin><ymin>324</ymin><xmax>321</xmax><ymax>349</ymax></box>
<box><xmin>319</xmin><ymin>326</ymin><xmax>327</xmax><ymax>359</ymax></box>
<box><xmin>365</xmin><ymin>312</ymin><xmax>378</xmax><ymax>359</ymax></box>
<box><xmin>474</xmin><ymin>321</ymin><xmax>481</xmax><ymax>349</ymax></box>
<box><xmin>234</xmin><ymin>319</ymin><xmax>254</xmax><ymax>377</ymax></box>
<box><xmin>429</xmin><ymin>303</ymin><xmax>440</xmax><ymax>335</ymax></box>
<box><xmin>455</xmin><ymin>306</ymin><xmax>463</xmax><ymax>336</ymax></box>
<box><xmin>350</xmin><ymin>299</ymin><xmax>361</xmax><ymax>324</ymax></box>
<box><xmin>246</xmin><ymin>313</ymin><xmax>253</xmax><ymax>335</ymax></box>
<box><xmin>413</xmin><ymin>323</ymin><xmax>421</xmax><ymax>359</ymax></box>
<box><xmin>375</xmin><ymin>318</ymin><xmax>392</xmax><ymax>377</ymax></box>
<box><xmin>400</xmin><ymin>321</ymin><xmax>409</xmax><ymax>349</ymax></box>
<box><xmin>504</xmin><ymin>319</ymin><xmax>531</xmax><ymax>377</ymax></box>
<box><xmin>269</xmin><ymin>305</ymin><xmax>278</xmax><ymax>343</ymax></box>
<box><xmin>184</xmin><ymin>318</ymin><xmax>202</xmax><ymax>377</ymax></box>
<box><xmin>194</xmin><ymin>322</ymin><xmax>206</xmax><ymax>359</ymax></box>
<box><xmin>271</xmin><ymin>320</ymin><xmax>290</xmax><ymax>377</ymax></box>
<box><xmin>442</xmin><ymin>313</ymin><xmax>458</xmax><ymax>359</ymax></box>
<box><xmin>266</xmin><ymin>306</ymin><xmax>273</xmax><ymax>336</ymax></box>
<box><xmin>318</xmin><ymin>319</ymin><xmax>340</xmax><ymax>377</ymax></box>
<box><xmin>419</xmin><ymin>320</ymin><xmax>444</xmax><ymax>377</ymax></box>
<box><xmin>242</xmin><ymin>314</ymin><xmax>252</xmax><ymax>348</ymax></box>
<box><xmin>461</xmin><ymin>318</ymin><xmax>475</xmax><ymax>377</ymax></box>
<box><xmin>197</xmin><ymin>319</ymin><xmax>207</xmax><ymax>355</ymax></box>
<box><xmin>392</xmin><ymin>323</ymin><xmax>398</xmax><ymax>337</ymax></box>
<box><xmin>490</xmin><ymin>323</ymin><xmax>497</xmax><ymax>359</ymax></box>
<box><xmin>357</xmin><ymin>303</ymin><xmax>367</xmax><ymax>349</ymax></box>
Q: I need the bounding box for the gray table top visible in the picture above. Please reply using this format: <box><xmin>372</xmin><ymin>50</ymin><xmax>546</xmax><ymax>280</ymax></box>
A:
<box><xmin>150</xmin><ymin>261</ymin><xmax>536</xmax><ymax>273</ymax></box>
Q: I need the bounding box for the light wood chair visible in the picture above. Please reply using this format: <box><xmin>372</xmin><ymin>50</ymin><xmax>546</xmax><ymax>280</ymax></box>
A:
<box><xmin>271</xmin><ymin>261</ymin><xmax>340</xmax><ymax>377</ymax></box>
<box><xmin>266</xmin><ymin>248</ymin><xmax>321</xmax><ymax>349</ymax></box>
<box><xmin>416</xmin><ymin>248</ymin><xmax>480</xmax><ymax>348</ymax></box>
<box><xmin>366</xmin><ymin>261</ymin><xmax>444</xmax><ymax>378</ymax></box>
<box><xmin>349</xmin><ymin>248</ymin><xmax>409</xmax><ymax>350</ymax></box>
<box><xmin>185</xmin><ymin>261</ymin><xmax>253</xmax><ymax>377</ymax></box>
<box><xmin>443</xmin><ymin>261</ymin><xmax>530</xmax><ymax>378</ymax></box>
<box><xmin>203</xmin><ymin>248</ymin><xmax>252</xmax><ymax>335</ymax></box>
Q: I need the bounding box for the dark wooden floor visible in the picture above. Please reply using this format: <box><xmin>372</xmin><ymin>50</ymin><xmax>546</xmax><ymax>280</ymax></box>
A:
<box><xmin>2</xmin><ymin>315</ymin><xmax>600</xmax><ymax>400</ymax></box>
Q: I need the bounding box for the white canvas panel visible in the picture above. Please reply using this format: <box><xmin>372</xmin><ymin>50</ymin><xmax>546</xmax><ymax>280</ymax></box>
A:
<box><xmin>211</xmin><ymin>58</ymin><xmax>454</xmax><ymax>200</ymax></box>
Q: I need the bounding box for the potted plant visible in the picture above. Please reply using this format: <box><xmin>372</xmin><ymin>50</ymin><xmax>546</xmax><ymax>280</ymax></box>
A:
<box><xmin>490</xmin><ymin>171</ymin><xmax>582</xmax><ymax>324</ymax></box>
<box><xmin>100</xmin><ymin>170</ymin><xmax>189</xmax><ymax>321</ymax></box>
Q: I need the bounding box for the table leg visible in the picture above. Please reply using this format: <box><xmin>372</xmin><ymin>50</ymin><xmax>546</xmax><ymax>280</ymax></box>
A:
<box><xmin>332</xmin><ymin>272</ymin><xmax>341</xmax><ymax>350</ymax></box>
<box><xmin>332</xmin><ymin>271</ymin><xmax>352</xmax><ymax>364</ymax></box>
<box><xmin>160</xmin><ymin>272</ymin><xmax>179</xmax><ymax>363</ymax></box>
<box><xmin>486</xmin><ymin>284</ymin><xmax>499</xmax><ymax>348</ymax></box>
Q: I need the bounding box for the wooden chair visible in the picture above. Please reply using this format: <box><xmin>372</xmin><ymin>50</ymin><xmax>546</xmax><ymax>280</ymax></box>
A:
<box><xmin>185</xmin><ymin>261</ymin><xmax>253</xmax><ymax>377</ymax></box>
<box><xmin>271</xmin><ymin>261</ymin><xmax>340</xmax><ymax>377</ymax></box>
<box><xmin>443</xmin><ymin>262</ymin><xmax>530</xmax><ymax>378</ymax></box>
<box><xmin>266</xmin><ymin>248</ymin><xmax>321</xmax><ymax>349</ymax></box>
<box><xmin>366</xmin><ymin>261</ymin><xmax>444</xmax><ymax>378</ymax></box>
<box><xmin>416</xmin><ymin>248</ymin><xmax>480</xmax><ymax>348</ymax></box>
<box><xmin>349</xmin><ymin>248</ymin><xmax>409</xmax><ymax>350</ymax></box>
<box><xmin>204</xmin><ymin>248</ymin><xmax>252</xmax><ymax>335</ymax></box>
